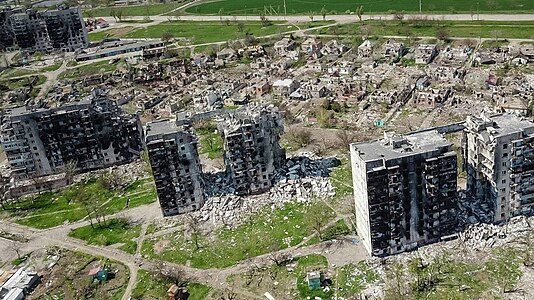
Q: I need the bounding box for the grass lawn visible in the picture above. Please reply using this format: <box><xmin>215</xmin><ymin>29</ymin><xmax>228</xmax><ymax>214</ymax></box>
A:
<box><xmin>0</xmin><ymin>75</ymin><xmax>46</xmax><ymax>93</ymax></box>
<box><xmin>329</xmin><ymin>159</ymin><xmax>353</xmax><ymax>201</ymax></box>
<box><xmin>69</xmin><ymin>219</ymin><xmax>141</xmax><ymax>254</ymax></box>
<box><xmin>59</xmin><ymin>60</ymin><xmax>122</xmax><ymax>80</ymax></box>
<box><xmin>83</xmin><ymin>2</ymin><xmax>185</xmax><ymax>17</ymax></box>
<box><xmin>315</xmin><ymin>20</ymin><xmax>534</xmax><ymax>39</ymax></box>
<box><xmin>4</xmin><ymin>178</ymin><xmax>156</xmax><ymax>229</ymax></box>
<box><xmin>142</xmin><ymin>201</ymin><xmax>336</xmax><ymax>269</ymax></box>
<box><xmin>185</xmin><ymin>0</ymin><xmax>534</xmax><ymax>15</ymax></box>
<box><xmin>132</xmin><ymin>270</ymin><xmax>212</xmax><ymax>300</ymax></box>
<box><xmin>336</xmin><ymin>261</ymin><xmax>380</xmax><ymax>298</ymax></box>
<box><xmin>124</xmin><ymin>21</ymin><xmax>295</xmax><ymax>43</ymax></box>
<box><xmin>40</xmin><ymin>63</ymin><xmax>61</xmax><ymax>72</ymax></box>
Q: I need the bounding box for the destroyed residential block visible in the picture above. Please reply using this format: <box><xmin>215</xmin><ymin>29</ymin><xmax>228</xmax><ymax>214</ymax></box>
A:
<box><xmin>1</xmin><ymin>89</ymin><xmax>143</xmax><ymax>180</ymax></box>
<box><xmin>219</xmin><ymin>106</ymin><xmax>285</xmax><ymax>195</ymax></box>
<box><xmin>145</xmin><ymin>119</ymin><xmax>205</xmax><ymax>216</ymax></box>
<box><xmin>351</xmin><ymin>130</ymin><xmax>458</xmax><ymax>256</ymax></box>
<box><xmin>464</xmin><ymin>114</ymin><xmax>534</xmax><ymax>222</ymax></box>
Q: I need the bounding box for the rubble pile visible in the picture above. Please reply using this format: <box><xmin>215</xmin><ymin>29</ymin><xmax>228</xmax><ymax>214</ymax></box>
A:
<box><xmin>196</xmin><ymin>154</ymin><xmax>340</xmax><ymax>225</ymax></box>
<box><xmin>459</xmin><ymin>215</ymin><xmax>533</xmax><ymax>250</ymax></box>
<box><xmin>270</xmin><ymin>155</ymin><xmax>340</xmax><ymax>203</ymax></box>
<box><xmin>457</xmin><ymin>191</ymin><xmax>495</xmax><ymax>225</ymax></box>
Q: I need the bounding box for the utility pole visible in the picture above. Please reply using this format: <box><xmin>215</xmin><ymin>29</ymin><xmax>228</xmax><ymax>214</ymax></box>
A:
<box><xmin>283</xmin><ymin>0</ymin><xmax>287</xmax><ymax>16</ymax></box>
<box><xmin>477</xmin><ymin>0</ymin><xmax>480</xmax><ymax>20</ymax></box>
<box><xmin>419</xmin><ymin>0</ymin><xmax>422</xmax><ymax>15</ymax></box>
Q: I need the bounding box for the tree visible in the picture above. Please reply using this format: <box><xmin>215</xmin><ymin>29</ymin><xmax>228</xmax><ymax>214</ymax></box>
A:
<box><xmin>161</xmin><ymin>31</ymin><xmax>174</xmax><ymax>43</ymax></box>
<box><xmin>100</xmin><ymin>169</ymin><xmax>124</xmax><ymax>190</ymax></box>
<box><xmin>185</xmin><ymin>214</ymin><xmax>203</xmax><ymax>251</ymax></box>
<box><xmin>436</xmin><ymin>27</ymin><xmax>450</xmax><ymax>41</ymax></box>
<box><xmin>320</xmin><ymin>7</ymin><xmax>327</xmax><ymax>21</ymax></box>
<box><xmin>236</xmin><ymin>22</ymin><xmax>245</xmax><ymax>32</ymax></box>
<box><xmin>218</xmin><ymin>8</ymin><xmax>224</xmax><ymax>23</ymax></box>
<box><xmin>336</xmin><ymin>128</ymin><xmax>360</xmax><ymax>150</ymax></box>
<box><xmin>219</xmin><ymin>288</ymin><xmax>237</xmax><ymax>300</ymax></box>
<box><xmin>116</xmin><ymin>9</ymin><xmax>123</xmax><ymax>22</ymax></box>
<box><xmin>63</xmin><ymin>160</ymin><xmax>77</xmax><ymax>185</ymax></box>
<box><xmin>155</xmin><ymin>261</ymin><xmax>186</xmax><ymax>283</ymax></box>
<box><xmin>286</xmin><ymin>128</ymin><xmax>312</xmax><ymax>148</ymax></box>
<box><xmin>268</xmin><ymin>244</ymin><xmax>291</xmax><ymax>266</ymax></box>
<box><xmin>309</xmin><ymin>11</ymin><xmax>314</xmax><ymax>22</ymax></box>
<box><xmin>309</xmin><ymin>205</ymin><xmax>326</xmax><ymax>240</ymax></box>
<box><xmin>9</xmin><ymin>242</ymin><xmax>22</xmax><ymax>260</ymax></box>
<box><xmin>259</xmin><ymin>11</ymin><xmax>271</xmax><ymax>27</ymax></box>
<box><xmin>356</xmin><ymin>5</ymin><xmax>364</xmax><ymax>21</ymax></box>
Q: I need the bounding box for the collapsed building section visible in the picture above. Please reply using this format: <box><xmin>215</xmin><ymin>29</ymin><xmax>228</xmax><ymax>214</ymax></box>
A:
<box><xmin>351</xmin><ymin>131</ymin><xmax>458</xmax><ymax>256</ymax></box>
<box><xmin>2</xmin><ymin>6</ymin><xmax>87</xmax><ymax>52</ymax></box>
<box><xmin>219</xmin><ymin>106</ymin><xmax>285</xmax><ymax>195</ymax></box>
<box><xmin>145</xmin><ymin>119</ymin><xmax>205</xmax><ymax>216</ymax></box>
<box><xmin>0</xmin><ymin>89</ymin><xmax>143</xmax><ymax>180</ymax></box>
<box><xmin>464</xmin><ymin>114</ymin><xmax>534</xmax><ymax>222</ymax></box>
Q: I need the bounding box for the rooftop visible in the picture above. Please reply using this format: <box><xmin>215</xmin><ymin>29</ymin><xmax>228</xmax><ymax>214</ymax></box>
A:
<box><xmin>351</xmin><ymin>130</ymin><xmax>452</xmax><ymax>162</ymax></box>
<box><xmin>467</xmin><ymin>113</ymin><xmax>534</xmax><ymax>137</ymax></box>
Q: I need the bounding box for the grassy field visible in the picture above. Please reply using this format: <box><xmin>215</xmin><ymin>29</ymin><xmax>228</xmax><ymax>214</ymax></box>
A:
<box><xmin>122</xmin><ymin>21</ymin><xmax>296</xmax><ymax>43</ymax></box>
<box><xmin>142</xmin><ymin>201</ymin><xmax>337</xmax><ymax>269</ymax></box>
<box><xmin>69</xmin><ymin>218</ymin><xmax>141</xmax><ymax>254</ymax></box>
<box><xmin>3</xmin><ymin>177</ymin><xmax>156</xmax><ymax>229</ymax></box>
<box><xmin>185</xmin><ymin>0</ymin><xmax>534</xmax><ymax>15</ymax></box>
<box><xmin>132</xmin><ymin>270</ymin><xmax>212</xmax><ymax>300</ymax></box>
<box><xmin>83</xmin><ymin>2</ymin><xmax>185</xmax><ymax>17</ymax></box>
<box><xmin>314</xmin><ymin>20</ymin><xmax>534</xmax><ymax>39</ymax></box>
<box><xmin>59</xmin><ymin>60</ymin><xmax>123</xmax><ymax>80</ymax></box>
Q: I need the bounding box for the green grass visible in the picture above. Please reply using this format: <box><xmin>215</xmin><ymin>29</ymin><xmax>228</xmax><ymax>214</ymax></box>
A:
<box><xmin>69</xmin><ymin>218</ymin><xmax>141</xmax><ymax>254</ymax></box>
<box><xmin>132</xmin><ymin>270</ymin><xmax>211</xmax><ymax>300</ymax></box>
<box><xmin>59</xmin><ymin>60</ymin><xmax>122</xmax><ymax>80</ymax></box>
<box><xmin>142</xmin><ymin>201</ymin><xmax>336</xmax><ymax>269</ymax></box>
<box><xmin>5</xmin><ymin>178</ymin><xmax>156</xmax><ymax>229</ymax></box>
<box><xmin>321</xmin><ymin>219</ymin><xmax>350</xmax><ymax>241</ymax></box>
<box><xmin>295</xmin><ymin>254</ymin><xmax>332</xmax><ymax>299</ymax></box>
<box><xmin>329</xmin><ymin>159</ymin><xmax>353</xmax><ymax>201</ymax></box>
<box><xmin>315</xmin><ymin>20</ymin><xmax>534</xmax><ymax>39</ymax></box>
<box><xmin>12</xmin><ymin>253</ymin><xmax>31</xmax><ymax>266</ymax></box>
<box><xmin>185</xmin><ymin>0</ymin><xmax>534</xmax><ymax>14</ymax></box>
<box><xmin>40</xmin><ymin>63</ymin><xmax>61</xmax><ymax>72</ymax></box>
<box><xmin>84</xmin><ymin>2</ymin><xmax>186</xmax><ymax>17</ymax></box>
<box><xmin>199</xmin><ymin>132</ymin><xmax>223</xmax><ymax>159</ymax></box>
<box><xmin>124</xmin><ymin>21</ymin><xmax>295</xmax><ymax>43</ymax></box>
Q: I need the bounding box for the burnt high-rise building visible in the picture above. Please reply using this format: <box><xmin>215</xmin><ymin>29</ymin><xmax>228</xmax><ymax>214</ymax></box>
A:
<box><xmin>6</xmin><ymin>6</ymin><xmax>87</xmax><ymax>52</ymax></box>
<box><xmin>0</xmin><ymin>89</ymin><xmax>143</xmax><ymax>180</ymax></box>
<box><xmin>145</xmin><ymin>119</ymin><xmax>205</xmax><ymax>217</ymax></box>
<box><xmin>219</xmin><ymin>106</ymin><xmax>285</xmax><ymax>195</ymax></box>
<box><xmin>350</xmin><ymin>130</ymin><xmax>458</xmax><ymax>256</ymax></box>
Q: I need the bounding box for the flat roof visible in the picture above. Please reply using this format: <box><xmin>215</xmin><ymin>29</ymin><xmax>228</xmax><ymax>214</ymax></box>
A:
<box><xmin>468</xmin><ymin>113</ymin><xmax>534</xmax><ymax>138</ymax></box>
<box><xmin>352</xmin><ymin>130</ymin><xmax>451</xmax><ymax>162</ymax></box>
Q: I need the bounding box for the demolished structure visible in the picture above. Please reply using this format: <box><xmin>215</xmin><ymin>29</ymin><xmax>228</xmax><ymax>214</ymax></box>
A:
<box><xmin>0</xmin><ymin>89</ymin><xmax>143</xmax><ymax>180</ymax></box>
<box><xmin>351</xmin><ymin>130</ymin><xmax>458</xmax><ymax>256</ymax></box>
<box><xmin>145</xmin><ymin>118</ymin><xmax>205</xmax><ymax>216</ymax></box>
<box><xmin>219</xmin><ymin>106</ymin><xmax>286</xmax><ymax>195</ymax></box>
<box><xmin>1</xmin><ymin>6</ymin><xmax>88</xmax><ymax>52</ymax></box>
<box><xmin>463</xmin><ymin>114</ymin><xmax>534</xmax><ymax>222</ymax></box>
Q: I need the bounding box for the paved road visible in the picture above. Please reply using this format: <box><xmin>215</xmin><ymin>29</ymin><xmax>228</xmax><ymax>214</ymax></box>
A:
<box><xmin>100</xmin><ymin>13</ymin><xmax>534</xmax><ymax>24</ymax></box>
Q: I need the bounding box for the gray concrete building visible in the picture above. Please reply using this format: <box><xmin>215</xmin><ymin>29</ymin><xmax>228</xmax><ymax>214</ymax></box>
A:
<box><xmin>145</xmin><ymin>119</ymin><xmax>205</xmax><ymax>217</ymax></box>
<box><xmin>0</xmin><ymin>89</ymin><xmax>143</xmax><ymax>180</ymax></box>
<box><xmin>463</xmin><ymin>114</ymin><xmax>534</xmax><ymax>222</ymax></box>
<box><xmin>5</xmin><ymin>6</ymin><xmax>87</xmax><ymax>52</ymax></box>
<box><xmin>350</xmin><ymin>131</ymin><xmax>458</xmax><ymax>256</ymax></box>
<box><xmin>220</xmin><ymin>106</ymin><xmax>285</xmax><ymax>195</ymax></box>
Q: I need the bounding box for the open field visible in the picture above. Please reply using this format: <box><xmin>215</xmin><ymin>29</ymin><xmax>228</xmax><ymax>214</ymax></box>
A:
<box><xmin>122</xmin><ymin>21</ymin><xmax>296</xmax><ymax>43</ymax></box>
<box><xmin>131</xmin><ymin>270</ymin><xmax>212</xmax><ymax>300</ymax></box>
<box><xmin>185</xmin><ymin>0</ymin><xmax>534</xmax><ymax>15</ymax></box>
<box><xmin>83</xmin><ymin>2</ymin><xmax>185</xmax><ymax>17</ymax></box>
<box><xmin>59</xmin><ymin>59</ymin><xmax>123</xmax><ymax>80</ymax></box>
<box><xmin>142</xmin><ymin>201</ymin><xmax>339</xmax><ymax>269</ymax></box>
<box><xmin>314</xmin><ymin>20</ymin><xmax>534</xmax><ymax>39</ymax></box>
<box><xmin>2</xmin><ymin>177</ymin><xmax>156</xmax><ymax>229</ymax></box>
<box><xmin>69</xmin><ymin>218</ymin><xmax>142</xmax><ymax>254</ymax></box>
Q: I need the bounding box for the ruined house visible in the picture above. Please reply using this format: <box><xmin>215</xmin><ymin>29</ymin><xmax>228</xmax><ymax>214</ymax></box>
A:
<box><xmin>357</xmin><ymin>40</ymin><xmax>374</xmax><ymax>58</ymax></box>
<box><xmin>350</xmin><ymin>130</ymin><xmax>458</xmax><ymax>256</ymax></box>
<box><xmin>219</xmin><ymin>106</ymin><xmax>285</xmax><ymax>195</ymax></box>
<box><xmin>381</xmin><ymin>40</ymin><xmax>405</xmax><ymax>60</ymax></box>
<box><xmin>414</xmin><ymin>44</ymin><xmax>438</xmax><ymax>64</ymax></box>
<box><xmin>145</xmin><ymin>118</ymin><xmax>205</xmax><ymax>216</ymax></box>
<box><xmin>0</xmin><ymin>89</ymin><xmax>143</xmax><ymax>180</ymax></box>
<box><xmin>274</xmin><ymin>37</ymin><xmax>297</xmax><ymax>56</ymax></box>
<box><xmin>464</xmin><ymin>114</ymin><xmax>534</xmax><ymax>222</ymax></box>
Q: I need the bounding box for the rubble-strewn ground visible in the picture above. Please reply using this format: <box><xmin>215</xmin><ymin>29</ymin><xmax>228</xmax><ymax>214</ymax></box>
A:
<box><xmin>27</xmin><ymin>248</ymin><xmax>129</xmax><ymax>300</ymax></box>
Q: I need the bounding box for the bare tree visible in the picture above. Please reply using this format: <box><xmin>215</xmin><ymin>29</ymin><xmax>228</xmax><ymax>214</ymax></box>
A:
<box><xmin>309</xmin><ymin>205</ymin><xmax>325</xmax><ymax>240</ymax></box>
<box><xmin>9</xmin><ymin>242</ymin><xmax>22</xmax><ymax>260</ymax></box>
<box><xmin>219</xmin><ymin>288</ymin><xmax>238</xmax><ymax>300</ymax></box>
<box><xmin>63</xmin><ymin>160</ymin><xmax>77</xmax><ymax>185</ymax></box>
<box><xmin>356</xmin><ymin>5</ymin><xmax>364</xmax><ymax>21</ymax></box>
<box><xmin>100</xmin><ymin>169</ymin><xmax>124</xmax><ymax>190</ymax></box>
<box><xmin>320</xmin><ymin>7</ymin><xmax>327</xmax><ymax>21</ymax></box>
<box><xmin>268</xmin><ymin>244</ymin><xmax>291</xmax><ymax>266</ymax></box>
<box><xmin>161</xmin><ymin>32</ymin><xmax>174</xmax><ymax>44</ymax></box>
<box><xmin>155</xmin><ymin>261</ymin><xmax>186</xmax><ymax>283</ymax></box>
<box><xmin>185</xmin><ymin>214</ymin><xmax>204</xmax><ymax>251</ymax></box>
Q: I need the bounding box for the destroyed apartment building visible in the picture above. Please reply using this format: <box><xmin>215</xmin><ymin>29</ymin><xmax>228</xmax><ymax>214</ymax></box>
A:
<box><xmin>219</xmin><ymin>106</ymin><xmax>286</xmax><ymax>195</ymax></box>
<box><xmin>0</xmin><ymin>89</ymin><xmax>143</xmax><ymax>181</ymax></box>
<box><xmin>145</xmin><ymin>106</ymin><xmax>286</xmax><ymax>216</ymax></box>
<box><xmin>463</xmin><ymin>114</ymin><xmax>534</xmax><ymax>222</ymax></box>
<box><xmin>1</xmin><ymin>6</ymin><xmax>88</xmax><ymax>52</ymax></box>
<box><xmin>145</xmin><ymin>118</ymin><xmax>205</xmax><ymax>217</ymax></box>
<box><xmin>351</xmin><ymin>130</ymin><xmax>458</xmax><ymax>256</ymax></box>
